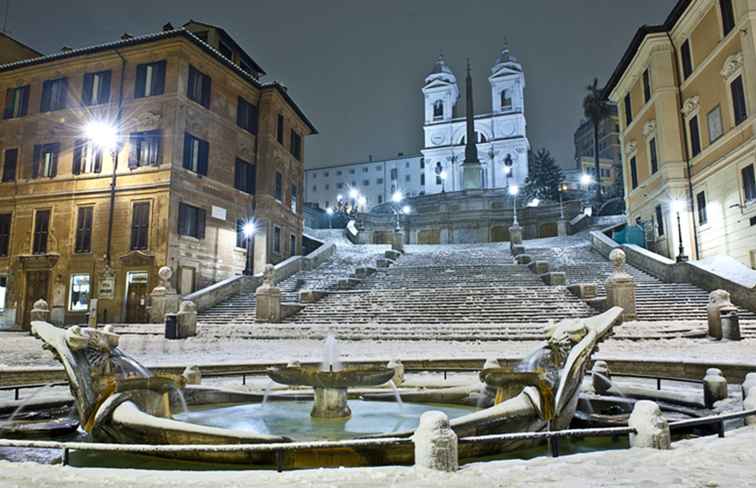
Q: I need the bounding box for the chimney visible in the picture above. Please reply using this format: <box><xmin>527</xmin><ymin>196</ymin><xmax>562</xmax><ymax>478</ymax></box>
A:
<box><xmin>369</xmin><ymin>155</ymin><xmax>373</xmax><ymax>162</ymax></box>
<box><xmin>398</xmin><ymin>152</ymin><xmax>404</xmax><ymax>157</ymax></box>
<box><xmin>163</xmin><ymin>23</ymin><xmax>175</xmax><ymax>32</ymax></box>
<box><xmin>61</xmin><ymin>46</ymin><xmax>72</xmax><ymax>52</ymax></box>
<box><xmin>121</xmin><ymin>33</ymin><xmax>133</xmax><ymax>40</ymax></box>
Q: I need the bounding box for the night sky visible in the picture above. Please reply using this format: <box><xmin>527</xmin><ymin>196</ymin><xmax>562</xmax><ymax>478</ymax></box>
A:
<box><xmin>4</xmin><ymin>0</ymin><xmax>676</xmax><ymax>169</ymax></box>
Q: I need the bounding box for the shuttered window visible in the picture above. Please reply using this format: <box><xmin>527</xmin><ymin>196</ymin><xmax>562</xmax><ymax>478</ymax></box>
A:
<box><xmin>649</xmin><ymin>138</ymin><xmax>658</xmax><ymax>174</ymax></box>
<box><xmin>731</xmin><ymin>75</ymin><xmax>747</xmax><ymax>126</ymax></box>
<box><xmin>82</xmin><ymin>70</ymin><xmax>111</xmax><ymax>106</ymax></box>
<box><xmin>697</xmin><ymin>191</ymin><xmax>708</xmax><ymax>226</ymax></box>
<box><xmin>40</xmin><ymin>78</ymin><xmax>68</xmax><ymax>112</ymax></box>
<box><xmin>275</xmin><ymin>172</ymin><xmax>283</xmax><ymax>200</ymax></box>
<box><xmin>276</xmin><ymin>114</ymin><xmax>284</xmax><ymax>144</ymax></box>
<box><xmin>290</xmin><ymin>130</ymin><xmax>302</xmax><ymax>160</ymax></box>
<box><xmin>720</xmin><ymin>0</ymin><xmax>735</xmax><ymax>35</ymax></box>
<box><xmin>2</xmin><ymin>148</ymin><xmax>17</xmax><ymax>182</ymax></box>
<box><xmin>743</xmin><ymin>164</ymin><xmax>756</xmax><ymax>202</ymax></box>
<box><xmin>3</xmin><ymin>85</ymin><xmax>29</xmax><ymax>119</ymax></box>
<box><xmin>33</xmin><ymin>210</ymin><xmax>50</xmax><ymax>254</ymax></box>
<box><xmin>183</xmin><ymin>133</ymin><xmax>209</xmax><ymax>175</ymax></box>
<box><xmin>655</xmin><ymin>205</ymin><xmax>665</xmax><ymax>237</ymax></box>
<box><xmin>234</xmin><ymin>158</ymin><xmax>256</xmax><ymax>194</ymax></box>
<box><xmin>178</xmin><ymin>203</ymin><xmax>206</xmax><ymax>239</ymax></box>
<box><xmin>689</xmin><ymin>115</ymin><xmax>701</xmax><ymax>157</ymax></box>
<box><xmin>187</xmin><ymin>65</ymin><xmax>211</xmax><ymax>108</ymax></box>
<box><xmin>236</xmin><ymin>97</ymin><xmax>258</xmax><ymax>134</ymax></box>
<box><xmin>681</xmin><ymin>40</ymin><xmax>693</xmax><ymax>80</ymax></box>
<box><xmin>273</xmin><ymin>226</ymin><xmax>281</xmax><ymax>254</ymax></box>
<box><xmin>74</xmin><ymin>207</ymin><xmax>93</xmax><ymax>254</ymax></box>
<box><xmin>130</xmin><ymin>202</ymin><xmax>150</xmax><ymax>250</ymax></box>
<box><xmin>630</xmin><ymin>157</ymin><xmax>638</xmax><ymax>190</ymax></box>
<box><xmin>73</xmin><ymin>140</ymin><xmax>103</xmax><ymax>174</ymax></box>
<box><xmin>128</xmin><ymin>130</ymin><xmax>161</xmax><ymax>168</ymax></box>
<box><xmin>135</xmin><ymin>60</ymin><xmax>166</xmax><ymax>98</ymax></box>
<box><xmin>0</xmin><ymin>213</ymin><xmax>11</xmax><ymax>256</ymax></box>
<box><xmin>32</xmin><ymin>143</ymin><xmax>59</xmax><ymax>178</ymax></box>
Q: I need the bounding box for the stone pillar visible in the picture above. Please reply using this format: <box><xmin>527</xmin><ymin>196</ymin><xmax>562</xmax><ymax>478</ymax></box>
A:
<box><xmin>744</xmin><ymin>387</ymin><xmax>756</xmax><ymax>426</ymax></box>
<box><xmin>392</xmin><ymin>230</ymin><xmax>405</xmax><ymax>253</ymax></box>
<box><xmin>413</xmin><ymin>411</ymin><xmax>458</xmax><ymax>471</ymax></box>
<box><xmin>706</xmin><ymin>290</ymin><xmax>736</xmax><ymax>340</ymax></box>
<box><xmin>149</xmin><ymin>266</ymin><xmax>180</xmax><ymax>323</ymax></box>
<box><xmin>605</xmin><ymin>249</ymin><xmax>636</xmax><ymax>321</ymax></box>
<box><xmin>387</xmin><ymin>359</ymin><xmax>405</xmax><ymax>386</ymax></box>
<box><xmin>30</xmin><ymin>299</ymin><xmax>50</xmax><ymax>323</ymax></box>
<box><xmin>255</xmin><ymin>264</ymin><xmax>282</xmax><ymax>322</ymax></box>
<box><xmin>509</xmin><ymin>224</ymin><xmax>523</xmax><ymax>247</ymax></box>
<box><xmin>558</xmin><ymin>218</ymin><xmax>568</xmax><ymax>237</ymax></box>
<box><xmin>628</xmin><ymin>400</ymin><xmax>671</xmax><ymax>449</ymax></box>
<box><xmin>742</xmin><ymin>372</ymin><xmax>756</xmax><ymax>398</ymax></box>
<box><xmin>182</xmin><ymin>365</ymin><xmax>202</xmax><ymax>385</ymax></box>
<box><xmin>591</xmin><ymin>360</ymin><xmax>612</xmax><ymax>395</ymax></box>
<box><xmin>176</xmin><ymin>301</ymin><xmax>198</xmax><ymax>337</ymax></box>
<box><xmin>721</xmin><ymin>310</ymin><xmax>741</xmax><ymax>341</ymax></box>
<box><xmin>311</xmin><ymin>387</ymin><xmax>350</xmax><ymax>418</ymax></box>
<box><xmin>87</xmin><ymin>298</ymin><xmax>98</xmax><ymax>328</ymax></box>
<box><xmin>703</xmin><ymin>368</ymin><xmax>728</xmax><ymax>409</ymax></box>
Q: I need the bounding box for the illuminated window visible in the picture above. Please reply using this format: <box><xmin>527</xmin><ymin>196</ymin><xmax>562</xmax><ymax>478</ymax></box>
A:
<box><xmin>68</xmin><ymin>274</ymin><xmax>91</xmax><ymax>312</ymax></box>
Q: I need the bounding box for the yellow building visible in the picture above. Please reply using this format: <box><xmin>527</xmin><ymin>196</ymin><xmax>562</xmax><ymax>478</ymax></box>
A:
<box><xmin>606</xmin><ymin>0</ymin><xmax>756</xmax><ymax>268</ymax></box>
<box><xmin>0</xmin><ymin>23</ymin><xmax>315</xmax><ymax>328</ymax></box>
<box><xmin>0</xmin><ymin>32</ymin><xmax>41</xmax><ymax>65</ymax></box>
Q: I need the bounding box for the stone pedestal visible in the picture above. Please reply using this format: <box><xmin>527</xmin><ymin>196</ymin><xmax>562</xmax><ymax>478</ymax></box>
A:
<box><xmin>707</xmin><ymin>290</ymin><xmax>736</xmax><ymax>340</ymax></box>
<box><xmin>515</xmin><ymin>254</ymin><xmax>532</xmax><ymax>265</ymax></box>
<box><xmin>529</xmin><ymin>261</ymin><xmax>550</xmax><ymax>274</ymax></box>
<box><xmin>392</xmin><ymin>231</ymin><xmax>405</xmax><ymax>253</ymax></box>
<box><xmin>413</xmin><ymin>411</ymin><xmax>458</xmax><ymax>471</ymax></box>
<box><xmin>742</xmin><ymin>372</ymin><xmax>756</xmax><ymax>398</ymax></box>
<box><xmin>542</xmin><ymin>272</ymin><xmax>566</xmax><ymax>286</ymax></box>
<box><xmin>703</xmin><ymin>368</ymin><xmax>728</xmax><ymax>409</ymax></box>
<box><xmin>591</xmin><ymin>360</ymin><xmax>612</xmax><ymax>395</ymax></box>
<box><xmin>462</xmin><ymin>162</ymin><xmax>483</xmax><ymax>191</ymax></box>
<box><xmin>176</xmin><ymin>301</ymin><xmax>198</xmax><ymax>337</ymax></box>
<box><xmin>30</xmin><ymin>299</ymin><xmax>50</xmax><ymax>323</ymax></box>
<box><xmin>628</xmin><ymin>401</ymin><xmax>671</xmax><ymax>449</ymax></box>
<box><xmin>311</xmin><ymin>387</ymin><xmax>350</xmax><ymax>418</ymax></box>
<box><xmin>721</xmin><ymin>311</ymin><xmax>741</xmax><ymax>341</ymax></box>
<box><xmin>605</xmin><ymin>249</ymin><xmax>636</xmax><ymax>321</ymax></box>
<box><xmin>557</xmin><ymin>218</ymin><xmax>568</xmax><ymax>237</ymax></box>
<box><xmin>256</xmin><ymin>264</ymin><xmax>282</xmax><ymax>322</ymax></box>
<box><xmin>744</xmin><ymin>387</ymin><xmax>756</xmax><ymax>426</ymax></box>
<box><xmin>87</xmin><ymin>298</ymin><xmax>98</xmax><ymax>328</ymax></box>
<box><xmin>149</xmin><ymin>266</ymin><xmax>179</xmax><ymax>323</ymax></box>
<box><xmin>509</xmin><ymin>224</ymin><xmax>523</xmax><ymax>247</ymax></box>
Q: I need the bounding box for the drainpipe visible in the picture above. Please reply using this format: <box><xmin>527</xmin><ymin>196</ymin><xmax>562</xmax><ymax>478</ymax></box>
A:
<box><xmin>666</xmin><ymin>32</ymin><xmax>700</xmax><ymax>260</ymax></box>
<box><xmin>105</xmin><ymin>49</ymin><xmax>127</xmax><ymax>266</ymax></box>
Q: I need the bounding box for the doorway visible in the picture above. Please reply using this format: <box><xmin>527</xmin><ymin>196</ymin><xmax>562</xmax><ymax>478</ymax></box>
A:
<box><xmin>125</xmin><ymin>271</ymin><xmax>149</xmax><ymax>323</ymax></box>
<box><xmin>24</xmin><ymin>271</ymin><xmax>49</xmax><ymax>328</ymax></box>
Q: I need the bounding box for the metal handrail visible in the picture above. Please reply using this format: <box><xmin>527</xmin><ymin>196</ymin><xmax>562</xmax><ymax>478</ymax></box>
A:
<box><xmin>458</xmin><ymin>426</ymin><xmax>636</xmax><ymax>444</ymax></box>
<box><xmin>669</xmin><ymin>408</ymin><xmax>756</xmax><ymax>430</ymax></box>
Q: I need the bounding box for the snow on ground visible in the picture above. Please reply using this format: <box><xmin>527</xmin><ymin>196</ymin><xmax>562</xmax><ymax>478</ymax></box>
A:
<box><xmin>1</xmin><ymin>427</ymin><xmax>755</xmax><ymax>487</ymax></box>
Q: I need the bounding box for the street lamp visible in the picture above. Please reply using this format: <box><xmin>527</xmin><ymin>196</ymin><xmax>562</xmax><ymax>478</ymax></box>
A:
<box><xmin>559</xmin><ymin>182</ymin><xmax>568</xmax><ymax>220</ymax></box>
<box><xmin>580</xmin><ymin>173</ymin><xmax>593</xmax><ymax>187</ymax></box>
<box><xmin>242</xmin><ymin>220</ymin><xmax>256</xmax><ymax>275</ymax></box>
<box><xmin>391</xmin><ymin>191</ymin><xmax>404</xmax><ymax>231</ymax></box>
<box><xmin>527</xmin><ymin>198</ymin><xmax>540</xmax><ymax>207</ymax></box>
<box><xmin>509</xmin><ymin>184</ymin><xmax>520</xmax><ymax>226</ymax></box>
<box><xmin>672</xmin><ymin>200</ymin><xmax>689</xmax><ymax>263</ymax></box>
<box><xmin>326</xmin><ymin>206</ymin><xmax>334</xmax><ymax>229</ymax></box>
<box><xmin>440</xmin><ymin>170</ymin><xmax>448</xmax><ymax>193</ymax></box>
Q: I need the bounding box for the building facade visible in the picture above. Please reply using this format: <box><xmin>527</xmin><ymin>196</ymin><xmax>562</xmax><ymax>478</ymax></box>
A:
<box><xmin>0</xmin><ymin>23</ymin><xmax>315</xmax><ymax>329</ymax></box>
<box><xmin>421</xmin><ymin>46</ymin><xmax>529</xmax><ymax>194</ymax></box>
<box><xmin>606</xmin><ymin>0</ymin><xmax>756</xmax><ymax>268</ymax></box>
<box><xmin>573</xmin><ymin>105</ymin><xmax>622</xmax><ymax>196</ymax></box>
<box><xmin>304</xmin><ymin>154</ymin><xmax>424</xmax><ymax>210</ymax></box>
<box><xmin>0</xmin><ymin>32</ymin><xmax>41</xmax><ymax>65</ymax></box>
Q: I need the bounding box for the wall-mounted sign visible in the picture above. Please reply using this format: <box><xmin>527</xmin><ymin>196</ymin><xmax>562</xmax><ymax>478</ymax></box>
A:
<box><xmin>211</xmin><ymin>206</ymin><xmax>227</xmax><ymax>221</ymax></box>
<box><xmin>98</xmin><ymin>272</ymin><xmax>115</xmax><ymax>300</ymax></box>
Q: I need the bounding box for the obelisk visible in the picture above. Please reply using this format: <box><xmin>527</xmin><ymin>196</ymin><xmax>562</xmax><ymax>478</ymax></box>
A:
<box><xmin>462</xmin><ymin>59</ymin><xmax>483</xmax><ymax>190</ymax></box>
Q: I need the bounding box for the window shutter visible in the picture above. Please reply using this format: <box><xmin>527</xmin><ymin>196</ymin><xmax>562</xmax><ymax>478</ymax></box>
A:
<box><xmin>197</xmin><ymin>207</ymin><xmax>206</xmax><ymax>239</ymax></box>
<box><xmin>128</xmin><ymin>133</ymin><xmax>139</xmax><ymax>169</ymax></box>
<box><xmin>182</xmin><ymin>133</ymin><xmax>192</xmax><ymax>170</ymax></box>
<box><xmin>72</xmin><ymin>140</ymin><xmax>82</xmax><ymax>175</ymax></box>
<box><xmin>153</xmin><ymin>61</ymin><xmax>166</xmax><ymax>95</ymax></box>
<box><xmin>40</xmin><ymin>80</ymin><xmax>51</xmax><ymax>112</ymax></box>
<box><xmin>250</xmin><ymin>103</ymin><xmax>258</xmax><ymax>134</ymax></box>
<box><xmin>234</xmin><ymin>159</ymin><xmax>242</xmax><ymax>190</ymax></box>
<box><xmin>94</xmin><ymin>149</ymin><xmax>103</xmax><ymax>173</ymax></box>
<box><xmin>198</xmin><ymin>139</ymin><xmax>209</xmax><ymax>176</ymax></box>
<box><xmin>149</xmin><ymin>130</ymin><xmax>161</xmax><ymax>166</ymax></box>
<box><xmin>18</xmin><ymin>86</ymin><xmax>29</xmax><ymax>117</ymax></box>
<box><xmin>83</xmin><ymin>208</ymin><xmax>92</xmax><ymax>252</ymax></box>
<box><xmin>32</xmin><ymin>144</ymin><xmax>41</xmax><ymax>178</ymax></box>
<box><xmin>249</xmin><ymin>164</ymin><xmax>256</xmax><ymax>194</ymax></box>
<box><xmin>135</xmin><ymin>64</ymin><xmax>146</xmax><ymax>98</ymax></box>
<box><xmin>187</xmin><ymin>66</ymin><xmax>196</xmax><ymax>100</ymax></box>
<box><xmin>58</xmin><ymin>79</ymin><xmax>68</xmax><ymax>109</ymax></box>
<box><xmin>201</xmin><ymin>74</ymin><xmax>211</xmax><ymax>108</ymax></box>
<box><xmin>100</xmin><ymin>71</ymin><xmax>112</xmax><ymax>104</ymax></box>
<box><xmin>3</xmin><ymin>88</ymin><xmax>13</xmax><ymax>119</ymax></box>
<box><xmin>49</xmin><ymin>143</ymin><xmax>59</xmax><ymax>177</ymax></box>
<box><xmin>82</xmin><ymin>73</ymin><xmax>94</xmax><ymax>105</ymax></box>
<box><xmin>178</xmin><ymin>203</ymin><xmax>187</xmax><ymax>235</ymax></box>
<box><xmin>2</xmin><ymin>149</ymin><xmax>16</xmax><ymax>182</ymax></box>
<box><xmin>236</xmin><ymin>98</ymin><xmax>245</xmax><ymax>128</ymax></box>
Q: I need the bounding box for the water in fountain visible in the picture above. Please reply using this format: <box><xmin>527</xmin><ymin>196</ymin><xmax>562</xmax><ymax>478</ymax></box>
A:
<box><xmin>388</xmin><ymin>380</ymin><xmax>404</xmax><ymax>412</ymax></box>
<box><xmin>171</xmin><ymin>386</ymin><xmax>189</xmax><ymax>415</ymax></box>
<box><xmin>319</xmin><ymin>331</ymin><xmax>342</xmax><ymax>372</ymax></box>
<box><xmin>3</xmin><ymin>383</ymin><xmax>57</xmax><ymax>425</ymax></box>
<box><xmin>261</xmin><ymin>381</ymin><xmax>274</xmax><ymax>406</ymax></box>
<box><xmin>593</xmin><ymin>372</ymin><xmax>626</xmax><ymax>398</ymax></box>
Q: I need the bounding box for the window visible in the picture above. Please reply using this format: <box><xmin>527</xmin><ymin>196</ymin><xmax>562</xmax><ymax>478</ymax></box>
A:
<box><xmin>649</xmin><ymin>137</ymin><xmax>658</xmax><ymax>174</ymax></box>
<box><xmin>655</xmin><ymin>205</ymin><xmax>665</xmax><ymax>237</ymax></box>
<box><xmin>3</xmin><ymin>85</ymin><xmax>29</xmax><ymax>119</ymax></box>
<box><xmin>337</xmin><ymin>182</ymin><xmax>343</xmax><ymax>189</ymax></box>
<box><xmin>2</xmin><ymin>149</ymin><xmax>17</xmax><ymax>182</ymax></box>
<box><xmin>128</xmin><ymin>130</ymin><xmax>161</xmax><ymax>168</ymax></box>
<box><xmin>73</xmin><ymin>140</ymin><xmax>103</xmax><ymax>174</ymax></box>
<box><xmin>68</xmin><ymin>274</ymin><xmax>90</xmax><ymax>312</ymax></box>
<box><xmin>630</xmin><ymin>156</ymin><xmax>638</xmax><ymax>190</ymax></box>
<box><xmin>193</xmin><ymin>31</ymin><xmax>209</xmax><ymax>42</ymax></box>
<box><xmin>218</xmin><ymin>41</ymin><xmax>233</xmax><ymax>60</ymax></box>
<box><xmin>187</xmin><ymin>65</ymin><xmax>211</xmax><ymax>108</ymax></box>
<box><xmin>82</xmin><ymin>70</ymin><xmax>111</xmax><ymax>106</ymax></box>
<box><xmin>74</xmin><ymin>207</ymin><xmax>93</xmax><ymax>253</ymax></box>
<box><xmin>290</xmin><ymin>184</ymin><xmax>298</xmax><ymax>213</ymax></box>
<box><xmin>135</xmin><ymin>60</ymin><xmax>166</xmax><ymax>98</ymax></box>
<box><xmin>624</xmin><ymin>93</ymin><xmax>632</xmax><ymax>126</ymax></box>
<box><xmin>290</xmin><ymin>234</ymin><xmax>296</xmax><ymax>257</ymax></box>
<box><xmin>707</xmin><ymin>106</ymin><xmax>723</xmax><ymax>142</ymax></box>
<box><xmin>234</xmin><ymin>158</ymin><xmax>256</xmax><ymax>194</ymax></box>
<box><xmin>376</xmin><ymin>178</ymin><xmax>383</xmax><ymax>184</ymax></box>
<box><xmin>420</xmin><ymin>159</ymin><xmax>425</xmax><ymax>169</ymax></box>
<box><xmin>642</xmin><ymin>69</ymin><xmax>651</xmax><ymax>103</ymax></box>
<box><xmin>363</xmin><ymin>167</ymin><xmax>369</xmax><ymax>173</ymax></box>
<box><xmin>183</xmin><ymin>133</ymin><xmax>209</xmax><ymax>175</ymax></box>
<box><xmin>390</xmin><ymin>168</ymin><xmax>398</xmax><ymax>180</ymax></box>
<box><xmin>731</xmin><ymin>75</ymin><xmax>747</xmax><ymax>126</ymax></box>
<box><xmin>273</xmin><ymin>226</ymin><xmax>281</xmax><ymax>254</ymax></box>
<box><xmin>681</xmin><ymin>40</ymin><xmax>693</xmax><ymax>80</ymax></box>
<box><xmin>130</xmin><ymin>202</ymin><xmax>150</xmax><ymax>250</ymax></box>
<box><xmin>40</xmin><ymin>78</ymin><xmax>67</xmax><ymax>112</ymax></box>
<box><xmin>290</xmin><ymin>130</ymin><xmax>302</xmax><ymax>161</ymax></box>
<box><xmin>350</xmin><ymin>169</ymin><xmax>355</xmax><ymax>175</ymax></box>
<box><xmin>32</xmin><ymin>143</ymin><xmax>59</xmax><ymax>178</ymax></box>
<box><xmin>743</xmin><ymin>164</ymin><xmax>756</xmax><ymax>202</ymax></box>
<box><xmin>337</xmin><ymin>171</ymin><xmax>342</xmax><ymax>176</ymax></box>
<box><xmin>378</xmin><ymin>195</ymin><xmax>383</xmax><ymax>204</ymax></box>
<box><xmin>178</xmin><ymin>203</ymin><xmax>206</xmax><ymax>239</ymax></box>
<box><xmin>275</xmin><ymin>172</ymin><xmax>283</xmax><ymax>200</ymax></box>
<box><xmin>276</xmin><ymin>114</ymin><xmax>284</xmax><ymax>144</ymax></box>
<box><xmin>720</xmin><ymin>0</ymin><xmax>735</xmax><ymax>35</ymax></box>
<box><xmin>433</xmin><ymin>100</ymin><xmax>443</xmax><ymax>119</ymax></box>
<box><xmin>405</xmin><ymin>175</ymin><xmax>410</xmax><ymax>182</ymax></box>
<box><xmin>689</xmin><ymin>115</ymin><xmax>701</xmax><ymax>157</ymax></box>
<box><xmin>500</xmin><ymin>89</ymin><xmax>512</xmax><ymax>110</ymax></box>
<box><xmin>420</xmin><ymin>173</ymin><xmax>425</xmax><ymax>185</ymax></box>
<box><xmin>362</xmin><ymin>179</ymin><xmax>369</xmax><ymax>186</ymax></box>
<box><xmin>235</xmin><ymin>219</ymin><xmax>249</xmax><ymax>249</ymax></box>
<box><xmin>0</xmin><ymin>213</ymin><xmax>10</xmax><ymax>256</ymax></box>
<box><xmin>697</xmin><ymin>191</ymin><xmax>708</xmax><ymax>225</ymax></box>
<box><xmin>32</xmin><ymin>209</ymin><xmax>50</xmax><ymax>254</ymax></box>
<box><xmin>236</xmin><ymin>97</ymin><xmax>258</xmax><ymax>134</ymax></box>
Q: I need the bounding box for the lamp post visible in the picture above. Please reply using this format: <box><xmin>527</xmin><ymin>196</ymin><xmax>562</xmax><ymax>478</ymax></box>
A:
<box><xmin>242</xmin><ymin>220</ymin><xmax>256</xmax><ymax>275</ymax></box>
<box><xmin>326</xmin><ymin>207</ymin><xmax>334</xmax><ymax>229</ymax></box>
<box><xmin>440</xmin><ymin>170</ymin><xmax>448</xmax><ymax>193</ymax></box>
<box><xmin>580</xmin><ymin>173</ymin><xmax>593</xmax><ymax>213</ymax></box>
<box><xmin>559</xmin><ymin>182</ymin><xmax>568</xmax><ymax>220</ymax></box>
<box><xmin>673</xmin><ymin>200</ymin><xmax>689</xmax><ymax>263</ymax></box>
<box><xmin>509</xmin><ymin>185</ymin><xmax>519</xmax><ymax>226</ymax></box>
<box><xmin>84</xmin><ymin>120</ymin><xmax>119</xmax><ymax>265</ymax></box>
<box><xmin>391</xmin><ymin>191</ymin><xmax>404</xmax><ymax>231</ymax></box>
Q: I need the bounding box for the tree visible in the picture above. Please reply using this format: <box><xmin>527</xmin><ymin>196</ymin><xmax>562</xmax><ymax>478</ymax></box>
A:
<box><xmin>583</xmin><ymin>78</ymin><xmax>613</xmax><ymax>204</ymax></box>
<box><xmin>523</xmin><ymin>148</ymin><xmax>563</xmax><ymax>202</ymax></box>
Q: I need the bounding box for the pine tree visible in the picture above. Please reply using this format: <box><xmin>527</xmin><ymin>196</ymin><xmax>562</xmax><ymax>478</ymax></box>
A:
<box><xmin>523</xmin><ymin>148</ymin><xmax>564</xmax><ymax>201</ymax></box>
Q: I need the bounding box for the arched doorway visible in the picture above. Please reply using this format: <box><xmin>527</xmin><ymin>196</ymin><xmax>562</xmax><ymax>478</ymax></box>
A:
<box><xmin>490</xmin><ymin>226</ymin><xmax>510</xmax><ymax>242</ymax></box>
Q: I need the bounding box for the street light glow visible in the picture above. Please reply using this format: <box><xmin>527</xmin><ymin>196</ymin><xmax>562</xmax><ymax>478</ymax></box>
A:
<box><xmin>580</xmin><ymin>173</ymin><xmax>593</xmax><ymax>185</ymax></box>
<box><xmin>242</xmin><ymin>221</ymin><xmax>256</xmax><ymax>238</ymax></box>
<box><xmin>401</xmin><ymin>205</ymin><xmax>411</xmax><ymax>215</ymax></box>
<box><xmin>326</xmin><ymin>207</ymin><xmax>334</xmax><ymax>215</ymax></box>
<box><xmin>391</xmin><ymin>191</ymin><xmax>403</xmax><ymax>203</ymax></box>
<box><xmin>440</xmin><ymin>170</ymin><xmax>448</xmax><ymax>180</ymax></box>
<box><xmin>527</xmin><ymin>198</ymin><xmax>540</xmax><ymax>207</ymax></box>
<box><xmin>672</xmin><ymin>199</ymin><xmax>687</xmax><ymax>213</ymax></box>
<box><xmin>357</xmin><ymin>196</ymin><xmax>367</xmax><ymax>207</ymax></box>
<box><xmin>348</xmin><ymin>189</ymin><xmax>359</xmax><ymax>199</ymax></box>
<box><xmin>504</xmin><ymin>166</ymin><xmax>512</xmax><ymax>175</ymax></box>
<box><xmin>509</xmin><ymin>185</ymin><xmax>519</xmax><ymax>196</ymax></box>
<box><xmin>337</xmin><ymin>194</ymin><xmax>344</xmax><ymax>202</ymax></box>
<box><xmin>84</xmin><ymin>120</ymin><xmax>118</xmax><ymax>150</ymax></box>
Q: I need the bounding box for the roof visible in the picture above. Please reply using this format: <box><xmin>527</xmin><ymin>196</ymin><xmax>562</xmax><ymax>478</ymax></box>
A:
<box><xmin>0</xmin><ymin>28</ymin><xmax>317</xmax><ymax>134</ymax></box>
<box><xmin>307</xmin><ymin>153</ymin><xmax>423</xmax><ymax>172</ymax></box>
<box><xmin>182</xmin><ymin>20</ymin><xmax>265</xmax><ymax>76</ymax></box>
<box><xmin>603</xmin><ymin>0</ymin><xmax>691</xmax><ymax>98</ymax></box>
<box><xmin>0</xmin><ymin>32</ymin><xmax>43</xmax><ymax>57</ymax></box>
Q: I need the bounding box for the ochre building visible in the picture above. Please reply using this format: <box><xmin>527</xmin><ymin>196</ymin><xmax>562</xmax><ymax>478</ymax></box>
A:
<box><xmin>606</xmin><ymin>0</ymin><xmax>756</xmax><ymax>267</ymax></box>
<box><xmin>0</xmin><ymin>22</ymin><xmax>316</xmax><ymax>328</ymax></box>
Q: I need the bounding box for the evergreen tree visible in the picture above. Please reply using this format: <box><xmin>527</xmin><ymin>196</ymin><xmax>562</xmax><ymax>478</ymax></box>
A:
<box><xmin>523</xmin><ymin>148</ymin><xmax>564</xmax><ymax>201</ymax></box>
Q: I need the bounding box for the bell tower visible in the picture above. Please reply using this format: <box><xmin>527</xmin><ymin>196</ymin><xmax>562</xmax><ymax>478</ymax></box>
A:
<box><xmin>422</xmin><ymin>54</ymin><xmax>459</xmax><ymax>124</ymax></box>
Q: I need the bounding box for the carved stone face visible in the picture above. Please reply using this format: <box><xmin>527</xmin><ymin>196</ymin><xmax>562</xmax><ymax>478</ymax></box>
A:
<box><xmin>609</xmin><ymin>249</ymin><xmax>626</xmax><ymax>272</ymax></box>
<box><xmin>545</xmin><ymin>321</ymin><xmax>589</xmax><ymax>365</ymax></box>
<box><xmin>708</xmin><ymin>289</ymin><xmax>732</xmax><ymax>307</ymax></box>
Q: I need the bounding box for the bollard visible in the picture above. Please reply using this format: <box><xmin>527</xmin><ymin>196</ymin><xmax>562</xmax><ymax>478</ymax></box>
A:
<box><xmin>706</xmin><ymin>290</ymin><xmax>736</xmax><ymax>340</ymax></box>
<box><xmin>412</xmin><ymin>411</ymin><xmax>458</xmax><ymax>472</ymax></box>
<box><xmin>721</xmin><ymin>311</ymin><xmax>741</xmax><ymax>341</ymax></box>
<box><xmin>744</xmin><ymin>387</ymin><xmax>756</xmax><ymax>426</ymax></box>
<box><xmin>628</xmin><ymin>400</ymin><xmax>671</xmax><ymax>449</ymax></box>
<box><xmin>703</xmin><ymin>368</ymin><xmax>728</xmax><ymax>409</ymax></box>
<box><xmin>591</xmin><ymin>360</ymin><xmax>612</xmax><ymax>395</ymax></box>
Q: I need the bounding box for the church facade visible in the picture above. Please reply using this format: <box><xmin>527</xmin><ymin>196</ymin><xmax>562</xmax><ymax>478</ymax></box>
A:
<box><xmin>421</xmin><ymin>46</ymin><xmax>530</xmax><ymax>194</ymax></box>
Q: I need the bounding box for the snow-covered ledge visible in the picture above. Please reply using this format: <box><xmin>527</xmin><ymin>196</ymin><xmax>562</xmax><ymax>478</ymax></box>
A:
<box><xmin>689</xmin><ymin>257</ymin><xmax>756</xmax><ymax>312</ymax></box>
